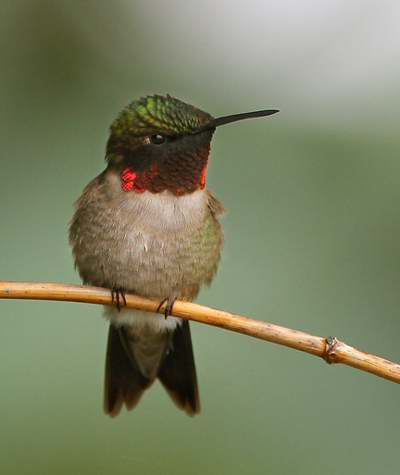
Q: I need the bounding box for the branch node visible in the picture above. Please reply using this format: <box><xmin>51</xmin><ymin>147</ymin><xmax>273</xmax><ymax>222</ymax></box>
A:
<box><xmin>324</xmin><ymin>336</ymin><xmax>339</xmax><ymax>365</ymax></box>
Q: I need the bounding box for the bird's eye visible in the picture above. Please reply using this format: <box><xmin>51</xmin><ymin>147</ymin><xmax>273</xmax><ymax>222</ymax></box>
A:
<box><xmin>150</xmin><ymin>134</ymin><xmax>166</xmax><ymax>145</ymax></box>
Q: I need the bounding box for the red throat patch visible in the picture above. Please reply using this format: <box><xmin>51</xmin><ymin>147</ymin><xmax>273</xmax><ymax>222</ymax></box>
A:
<box><xmin>200</xmin><ymin>167</ymin><xmax>206</xmax><ymax>189</ymax></box>
<box><xmin>120</xmin><ymin>164</ymin><xmax>208</xmax><ymax>194</ymax></box>
<box><xmin>120</xmin><ymin>168</ymin><xmax>145</xmax><ymax>193</ymax></box>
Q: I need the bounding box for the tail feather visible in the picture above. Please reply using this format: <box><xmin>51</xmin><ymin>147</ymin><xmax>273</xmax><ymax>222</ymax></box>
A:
<box><xmin>158</xmin><ymin>320</ymin><xmax>200</xmax><ymax>416</ymax></box>
<box><xmin>103</xmin><ymin>321</ymin><xmax>200</xmax><ymax>416</ymax></box>
<box><xmin>104</xmin><ymin>325</ymin><xmax>151</xmax><ymax>417</ymax></box>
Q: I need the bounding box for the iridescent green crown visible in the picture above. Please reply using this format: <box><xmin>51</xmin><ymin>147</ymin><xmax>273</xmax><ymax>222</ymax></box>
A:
<box><xmin>110</xmin><ymin>94</ymin><xmax>214</xmax><ymax>138</ymax></box>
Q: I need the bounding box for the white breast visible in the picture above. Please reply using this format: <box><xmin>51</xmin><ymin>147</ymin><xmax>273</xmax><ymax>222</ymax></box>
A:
<box><xmin>102</xmin><ymin>174</ymin><xmax>210</xmax><ymax>332</ymax></box>
<box><xmin>107</xmin><ymin>171</ymin><xmax>208</xmax><ymax>233</ymax></box>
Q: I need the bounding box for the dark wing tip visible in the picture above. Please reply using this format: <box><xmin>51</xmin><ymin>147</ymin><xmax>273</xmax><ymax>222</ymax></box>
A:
<box><xmin>104</xmin><ymin>325</ymin><xmax>151</xmax><ymax>418</ymax></box>
<box><xmin>158</xmin><ymin>321</ymin><xmax>201</xmax><ymax>417</ymax></box>
<box><xmin>161</xmin><ymin>384</ymin><xmax>201</xmax><ymax>416</ymax></box>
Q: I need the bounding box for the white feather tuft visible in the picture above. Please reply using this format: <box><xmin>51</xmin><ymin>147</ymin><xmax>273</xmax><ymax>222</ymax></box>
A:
<box><xmin>104</xmin><ymin>306</ymin><xmax>182</xmax><ymax>332</ymax></box>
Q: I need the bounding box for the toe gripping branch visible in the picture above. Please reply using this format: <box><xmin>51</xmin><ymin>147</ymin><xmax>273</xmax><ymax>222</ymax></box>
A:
<box><xmin>157</xmin><ymin>297</ymin><xmax>177</xmax><ymax>319</ymax></box>
<box><xmin>110</xmin><ymin>288</ymin><xmax>175</xmax><ymax>318</ymax></box>
<box><xmin>111</xmin><ymin>288</ymin><xmax>127</xmax><ymax>311</ymax></box>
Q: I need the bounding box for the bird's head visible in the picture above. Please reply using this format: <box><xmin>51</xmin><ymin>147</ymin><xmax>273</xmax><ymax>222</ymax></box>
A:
<box><xmin>106</xmin><ymin>94</ymin><xmax>278</xmax><ymax>195</ymax></box>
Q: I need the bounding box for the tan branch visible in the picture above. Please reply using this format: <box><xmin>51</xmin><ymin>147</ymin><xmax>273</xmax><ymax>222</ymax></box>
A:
<box><xmin>1</xmin><ymin>280</ymin><xmax>399</xmax><ymax>384</ymax></box>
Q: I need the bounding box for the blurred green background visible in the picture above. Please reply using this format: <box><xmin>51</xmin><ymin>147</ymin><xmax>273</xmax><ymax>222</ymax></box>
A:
<box><xmin>1</xmin><ymin>1</ymin><xmax>400</xmax><ymax>474</ymax></box>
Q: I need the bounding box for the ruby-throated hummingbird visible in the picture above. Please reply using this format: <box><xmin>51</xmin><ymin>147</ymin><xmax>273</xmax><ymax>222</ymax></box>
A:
<box><xmin>69</xmin><ymin>95</ymin><xmax>278</xmax><ymax>416</ymax></box>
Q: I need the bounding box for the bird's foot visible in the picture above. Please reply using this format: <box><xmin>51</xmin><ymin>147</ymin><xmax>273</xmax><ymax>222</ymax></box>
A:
<box><xmin>157</xmin><ymin>297</ymin><xmax>177</xmax><ymax>320</ymax></box>
<box><xmin>111</xmin><ymin>288</ymin><xmax>127</xmax><ymax>312</ymax></box>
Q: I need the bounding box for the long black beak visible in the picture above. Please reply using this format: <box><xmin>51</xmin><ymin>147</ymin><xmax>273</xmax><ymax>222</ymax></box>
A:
<box><xmin>213</xmin><ymin>109</ymin><xmax>279</xmax><ymax>128</ymax></box>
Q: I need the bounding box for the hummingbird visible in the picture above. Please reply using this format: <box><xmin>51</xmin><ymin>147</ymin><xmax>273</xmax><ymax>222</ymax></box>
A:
<box><xmin>69</xmin><ymin>94</ymin><xmax>278</xmax><ymax>417</ymax></box>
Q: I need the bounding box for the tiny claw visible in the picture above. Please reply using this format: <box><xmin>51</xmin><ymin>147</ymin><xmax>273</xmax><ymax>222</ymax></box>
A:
<box><xmin>156</xmin><ymin>297</ymin><xmax>177</xmax><ymax>319</ymax></box>
<box><xmin>165</xmin><ymin>297</ymin><xmax>177</xmax><ymax>319</ymax></box>
<box><xmin>156</xmin><ymin>298</ymin><xmax>168</xmax><ymax>314</ymax></box>
<box><xmin>111</xmin><ymin>288</ymin><xmax>127</xmax><ymax>312</ymax></box>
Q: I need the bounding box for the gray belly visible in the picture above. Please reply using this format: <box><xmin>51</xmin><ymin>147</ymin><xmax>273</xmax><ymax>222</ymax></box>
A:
<box><xmin>70</xmin><ymin>192</ymin><xmax>223</xmax><ymax>302</ymax></box>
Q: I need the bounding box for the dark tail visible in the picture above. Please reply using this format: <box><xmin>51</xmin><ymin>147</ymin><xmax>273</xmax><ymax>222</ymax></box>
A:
<box><xmin>104</xmin><ymin>325</ymin><xmax>151</xmax><ymax>417</ymax></box>
<box><xmin>104</xmin><ymin>321</ymin><xmax>200</xmax><ymax>417</ymax></box>
<box><xmin>158</xmin><ymin>320</ymin><xmax>200</xmax><ymax>416</ymax></box>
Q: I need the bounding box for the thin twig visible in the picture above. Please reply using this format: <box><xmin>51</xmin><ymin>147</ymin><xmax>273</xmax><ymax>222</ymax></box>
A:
<box><xmin>0</xmin><ymin>281</ymin><xmax>399</xmax><ymax>384</ymax></box>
